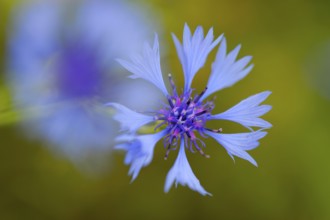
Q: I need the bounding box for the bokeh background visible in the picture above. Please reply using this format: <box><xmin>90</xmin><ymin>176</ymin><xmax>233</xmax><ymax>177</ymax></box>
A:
<box><xmin>1</xmin><ymin>0</ymin><xmax>330</xmax><ymax>219</ymax></box>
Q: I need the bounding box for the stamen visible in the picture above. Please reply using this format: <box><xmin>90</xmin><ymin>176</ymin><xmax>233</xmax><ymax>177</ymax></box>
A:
<box><xmin>173</xmin><ymin>134</ymin><xmax>180</xmax><ymax>147</ymax></box>
<box><xmin>188</xmin><ymin>140</ymin><xmax>195</xmax><ymax>153</ymax></box>
<box><xmin>156</xmin><ymin>78</ymin><xmax>216</xmax><ymax>159</ymax></box>
<box><xmin>186</xmin><ymin>97</ymin><xmax>192</xmax><ymax>106</ymax></box>
<box><xmin>168</xmin><ymin>74</ymin><xmax>177</xmax><ymax>95</ymax></box>
<box><xmin>167</xmin><ymin>96</ymin><xmax>174</xmax><ymax>108</ymax></box>
<box><xmin>194</xmin><ymin>87</ymin><xmax>208</xmax><ymax>103</ymax></box>
<box><xmin>154</xmin><ymin>116</ymin><xmax>165</xmax><ymax>120</ymax></box>
<box><xmin>164</xmin><ymin>144</ymin><xmax>171</xmax><ymax>160</ymax></box>
<box><xmin>154</xmin><ymin>121</ymin><xmax>167</xmax><ymax>130</ymax></box>
<box><xmin>192</xmin><ymin>140</ymin><xmax>210</xmax><ymax>158</ymax></box>
<box><xmin>195</xmin><ymin>137</ymin><xmax>206</xmax><ymax>148</ymax></box>
<box><xmin>206</xmin><ymin>128</ymin><xmax>222</xmax><ymax>133</ymax></box>
<box><xmin>196</xmin><ymin>110</ymin><xmax>207</xmax><ymax>116</ymax></box>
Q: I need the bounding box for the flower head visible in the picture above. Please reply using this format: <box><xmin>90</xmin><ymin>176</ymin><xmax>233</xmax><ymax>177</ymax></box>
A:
<box><xmin>110</xmin><ymin>24</ymin><xmax>272</xmax><ymax>195</ymax></box>
<box><xmin>7</xmin><ymin>0</ymin><xmax>159</xmax><ymax>166</ymax></box>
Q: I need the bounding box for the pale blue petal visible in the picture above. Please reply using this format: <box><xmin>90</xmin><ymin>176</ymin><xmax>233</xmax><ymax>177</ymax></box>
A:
<box><xmin>106</xmin><ymin>103</ymin><xmax>154</xmax><ymax>133</ymax></box>
<box><xmin>202</xmin><ymin>37</ymin><xmax>254</xmax><ymax>99</ymax></box>
<box><xmin>115</xmin><ymin>130</ymin><xmax>166</xmax><ymax>181</ymax></box>
<box><xmin>164</xmin><ymin>139</ymin><xmax>211</xmax><ymax>196</ymax></box>
<box><xmin>73</xmin><ymin>0</ymin><xmax>157</xmax><ymax>64</ymax></box>
<box><xmin>210</xmin><ymin>91</ymin><xmax>272</xmax><ymax>129</ymax></box>
<box><xmin>117</xmin><ymin>34</ymin><xmax>168</xmax><ymax>95</ymax></box>
<box><xmin>205</xmin><ymin>130</ymin><xmax>268</xmax><ymax>166</ymax></box>
<box><xmin>172</xmin><ymin>24</ymin><xmax>223</xmax><ymax>92</ymax></box>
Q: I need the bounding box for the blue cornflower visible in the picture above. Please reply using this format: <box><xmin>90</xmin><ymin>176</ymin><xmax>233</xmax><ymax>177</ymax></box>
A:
<box><xmin>109</xmin><ymin>24</ymin><xmax>272</xmax><ymax>195</ymax></box>
<box><xmin>7</xmin><ymin>0</ymin><xmax>159</xmax><ymax>164</ymax></box>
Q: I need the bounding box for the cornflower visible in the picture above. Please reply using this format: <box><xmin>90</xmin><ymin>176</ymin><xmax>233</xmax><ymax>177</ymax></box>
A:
<box><xmin>109</xmin><ymin>24</ymin><xmax>272</xmax><ymax>195</ymax></box>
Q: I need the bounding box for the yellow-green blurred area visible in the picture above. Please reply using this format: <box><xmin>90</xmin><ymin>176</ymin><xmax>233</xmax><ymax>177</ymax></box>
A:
<box><xmin>1</xmin><ymin>0</ymin><xmax>330</xmax><ymax>219</ymax></box>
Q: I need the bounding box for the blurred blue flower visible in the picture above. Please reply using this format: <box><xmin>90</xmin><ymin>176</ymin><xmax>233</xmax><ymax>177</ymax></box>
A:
<box><xmin>109</xmin><ymin>24</ymin><xmax>272</xmax><ymax>195</ymax></box>
<box><xmin>7</xmin><ymin>0</ymin><xmax>159</xmax><ymax>165</ymax></box>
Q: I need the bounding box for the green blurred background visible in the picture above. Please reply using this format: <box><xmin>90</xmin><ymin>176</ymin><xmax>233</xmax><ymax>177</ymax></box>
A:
<box><xmin>1</xmin><ymin>0</ymin><xmax>330</xmax><ymax>219</ymax></box>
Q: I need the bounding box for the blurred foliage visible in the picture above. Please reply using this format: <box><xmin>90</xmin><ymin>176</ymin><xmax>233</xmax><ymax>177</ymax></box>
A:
<box><xmin>0</xmin><ymin>83</ymin><xmax>21</xmax><ymax>126</ymax></box>
<box><xmin>1</xmin><ymin>0</ymin><xmax>330</xmax><ymax>220</ymax></box>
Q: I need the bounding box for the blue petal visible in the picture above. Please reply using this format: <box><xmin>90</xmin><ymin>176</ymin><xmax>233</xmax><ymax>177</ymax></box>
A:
<box><xmin>172</xmin><ymin>23</ymin><xmax>222</xmax><ymax>92</ymax></box>
<box><xmin>35</xmin><ymin>103</ymin><xmax>117</xmax><ymax>159</ymax></box>
<box><xmin>205</xmin><ymin>130</ymin><xmax>268</xmax><ymax>166</ymax></box>
<box><xmin>164</xmin><ymin>138</ymin><xmax>211</xmax><ymax>196</ymax></box>
<box><xmin>73</xmin><ymin>0</ymin><xmax>157</xmax><ymax>62</ymax></box>
<box><xmin>106</xmin><ymin>103</ymin><xmax>154</xmax><ymax>133</ymax></box>
<box><xmin>117</xmin><ymin>34</ymin><xmax>168</xmax><ymax>96</ymax></box>
<box><xmin>202</xmin><ymin>37</ymin><xmax>254</xmax><ymax>99</ymax></box>
<box><xmin>210</xmin><ymin>91</ymin><xmax>272</xmax><ymax>130</ymax></box>
<box><xmin>115</xmin><ymin>130</ymin><xmax>167</xmax><ymax>181</ymax></box>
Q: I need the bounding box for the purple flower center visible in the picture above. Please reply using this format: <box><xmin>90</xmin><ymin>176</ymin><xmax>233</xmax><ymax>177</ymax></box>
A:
<box><xmin>57</xmin><ymin>42</ymin><xmax>102</xmax><ymax>99</ymax></box>
<box><xmin>155</xmin><ymin>74</ymin><xmax>221</xmax><ymax>159</ymax></box>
